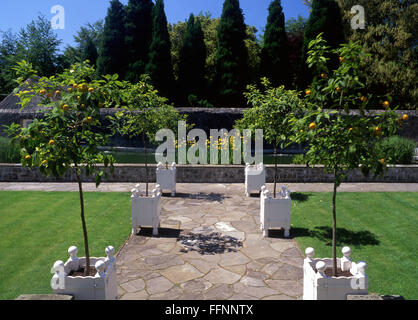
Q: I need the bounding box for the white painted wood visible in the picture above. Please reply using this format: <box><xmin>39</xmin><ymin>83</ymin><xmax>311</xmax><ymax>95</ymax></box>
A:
<box><xmin>51</xmin><ymin>246</ymin><xmax>118</xmax><ymax>300</ymax></box>
<box><xmin>245</xmin><ymin>163</ymin><xmax>265</xmax><ymax>196</ymax></box>
<box><xmin>260</xmin><ymin>186</ymin><xmax>291</xmax><ymax>237</ymax></box>
<box><xmin>303</xmin><ymin>246</ymin><xmax>369</xmax><ymax>300</ymax></box>
<box><xmin>131</xmin><ymin>184</ymin><xmax>162</xmax><ymax>236</ymax></box>
<box><xmin>156</xmin><ymin>162</ymin><xmax>176</xmax><ymax>196</ymax></box>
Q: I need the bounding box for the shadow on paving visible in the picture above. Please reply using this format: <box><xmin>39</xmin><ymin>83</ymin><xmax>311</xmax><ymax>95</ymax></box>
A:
<box><xmin>137</xmin><ymin>227</ymin><xmax>182</xmax><ymax>238</ymax></box>
<box><xmin>177</xmin><ymin>232</ymin><xmax>243</xmax><ymax>255</ymax></box>
<box><xmin>173</xmin><ymin>192</ymin><xmax>228</xmax><ymax>203</ymax></box>
<box><xmin>290</xmin><ymin>226</ymin><xmax>380</xmax><ymax>247</ymax></box>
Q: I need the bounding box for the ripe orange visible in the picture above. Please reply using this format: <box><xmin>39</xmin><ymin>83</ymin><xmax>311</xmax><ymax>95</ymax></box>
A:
<box><xmin>48</xmin><ymin>140</ymin><xmax>55</xmax><ymax>146</ymax></box>
<box><xmin>349</xmin><ymin>128</ymin><xmax>353</xmax><ymax>132</ymax></box>
<box><xmin>73</xmin><ymin>84</ymin><xmax>78</xmax><ymax>89</ymax></box>
<box><xmin>382</xmin><ymin>101</ymin><xmax>390</xmax><ymax>108</ymax></box>
<box><xmin>321</xmin><ymin>73</ymin><xmax>327</xmax><ymax>79</ymax></box>
<box><xmin>380</xmin><ymin>158</ymin><xmax>386</xmax><ymax>165</ymax></box>
<box><xmin>25</xmin><ymin>155</ymin><xmax>31</xmax><ymax>160</ymax></box>
<box><xmin>305</xmin><ymin>89</ymin><xmax>312</xmax><ymax>96</ymax></box>
<box><xmin>86</xmin><ymin>116</ymin><xmax>93</xmax><ymax>124</ymax></box>
<box><xmin>336</xmin><ymin>87</ymin><xmax>341</xmax><ymax>93</ymax></box>
<box><xmin>88</xmin><ymin>88</ymin><xmax>94</xmax><ymax>93</ymax></box>
<box><xmin>67</xmin><ymin>88</ymin><xmax>73</xmax><ymax>93</ymax></box>
<box><xmin>360</xmin><ymin>96</ymin><xmax>367</xmax><ymax>102</ymax></box>
<box><xmin>339</xmin><ymin>56</ymin><xmax>344</xmax><ymax>63</ymax></box>
<box><xmin>62</xmin><ymin>104</ymin><xmax>69</xmax><ymax>111</ymax></box>
<box><xmin>309</xmin><ymin>122</ymin><xmax>316</xmax><ymax>130</ymax></box>
<box><xmin>40</xmin><ymin>89</ymin><xmax>46</xmax><ymax>95</ymax></box>
<box><xmin>402</xmin><ymin>114</ymin><xmax>409</xmax><ymax>121</ymax></box>
<box><xmin>55</xmin><ymin>90</ymin><xmax>60</xmax><ymax>96</ymax></box>
<box><xmin>77</xmin><ymin>96</ymin><xmax>81</xmax><ymax>100</ymax></box>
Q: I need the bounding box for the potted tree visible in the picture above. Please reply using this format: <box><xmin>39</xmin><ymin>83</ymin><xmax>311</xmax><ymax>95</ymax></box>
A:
<box><xmin>5</xmin><ymin>60</ymin><xmax>124</xmax><ymax>300</ymax></box>
<box><xmin>236</xmin><ymin>79</ymin><xmax>304</xmax><ymax>237</ymax></box>
<box><xmin>293</xmin><ymin>34</ymin><xmax>407</xmax><ymax>299</ymax></box>
<box><xmin>110</xmin><ymin>76</ymin><xmax>186</xmax><ymax>236</ymax></box>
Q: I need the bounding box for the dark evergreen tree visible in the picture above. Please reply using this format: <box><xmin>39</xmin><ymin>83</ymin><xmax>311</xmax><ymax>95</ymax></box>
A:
<box><xmin>215</xmin><ymin>0</ymin><xmax>249</xmax><ymax>106</ymax></box>
<box><xmin>81</xmin><ymin>37</ymin><xmax>98</xmax><ymax>66</ymax></box>
<box><xmin>300</xmin><ymin>0</ymin><xmax>345</xmax><ymax>88</ymax></box>
<box><xmin>178</xmin><ymin>14</ymin><xmax>207</xmax><ymax>105</ymax></box>
<box><xmin>125</xmin><ymin>0</ymin><xmax>154</xmax><ymax>83</ymax></box>
<box><xmin>97</xmin><ymin>0</ymin><xmax>127</xmax><ymax>78</ymax></box>
<box><xmin>260</xmin><ymin>0</ymin><xmax>290</xmax><ymax>87</ymax></box>
<box><xmin>146</xmin><ymin>0</ymin><xmax>174</xmax><ymax>100</ymax></box>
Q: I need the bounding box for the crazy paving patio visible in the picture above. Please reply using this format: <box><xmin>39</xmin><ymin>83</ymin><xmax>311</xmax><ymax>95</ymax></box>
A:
<box><xmin>116</xmin><ymin>183</ymin><xmax>304</xmax><ymax>300</ymax></box>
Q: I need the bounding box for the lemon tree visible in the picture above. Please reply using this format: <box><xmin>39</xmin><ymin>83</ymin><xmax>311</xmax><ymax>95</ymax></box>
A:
<box><xmin>236</xmin><ymin>78</ymin><xmax>305</xmax><ymax>197</ymax></box>
<box><xmin>291</xmin><ymin>34</ymin><xmax>408</xmax><ymax>275</ymax></box>
<box><xmin>109</xmin><ymin>75</ymin><xmax>187</xmax><ymax>196</ymax></box>
<box><xmin>5</xmin><ymin>60</ymin><xmax>127</xmax><ymax>275</ymax></box>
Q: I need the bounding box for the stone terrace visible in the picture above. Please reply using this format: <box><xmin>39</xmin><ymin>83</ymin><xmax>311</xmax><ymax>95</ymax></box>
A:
<box><xmin>116</xmin><ymin>183</ymin><xmax>304</xmax><ymax>300</ymax></box>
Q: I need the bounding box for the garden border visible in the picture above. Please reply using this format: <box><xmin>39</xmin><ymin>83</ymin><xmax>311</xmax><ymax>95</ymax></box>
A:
<box><xmin>0</xmin><ymin>163</ymin><xmax>417</xmax><ymax>183</ymax></box>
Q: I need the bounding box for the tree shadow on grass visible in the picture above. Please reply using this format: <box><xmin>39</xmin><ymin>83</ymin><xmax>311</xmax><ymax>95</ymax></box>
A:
<box><xmin>177</xmin><ymin>232</ymin><xmax>243</xmax><ymax>255</ymax></box>
<box><xmin>290</xmin><ymin>192</ymin><xmax>310</xmax><ymax>202</ymax></box>
<box><xmin>291</xmin><ymin>226</ymin><xmax>380</xmax><ymax>247</ymax></box>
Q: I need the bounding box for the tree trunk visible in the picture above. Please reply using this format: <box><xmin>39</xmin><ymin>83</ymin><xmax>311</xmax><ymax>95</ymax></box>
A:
<box><xmin>332</xmin><ymin>172</ymin><xmax>338</xmax><ymax>277</ymax></box>
<box><xmin>76</xmin><ymin>169</ymin><xmax>90</xmax><ymax>276</ymax></box>
<box><xmin>143</xmin><ymin>133</ymin><xmax>149</xmax><ymax>197</ymax></box>
<box><xmin>273</xmin><ymin>145</ymin><xmax>278</xmax><ymax>198</ymax></box>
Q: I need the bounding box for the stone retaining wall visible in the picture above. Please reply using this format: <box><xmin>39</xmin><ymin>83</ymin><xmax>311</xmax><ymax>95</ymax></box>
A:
<box><xmin>1</xmin><ymin>164</ymin><xmax>417</xmax><ymax>183</ymax></box>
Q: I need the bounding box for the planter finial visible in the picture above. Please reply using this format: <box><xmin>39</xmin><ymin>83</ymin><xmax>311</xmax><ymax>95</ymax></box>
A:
<box><xmin>316</xmin><ymin>261</ymin><xmax>327</xmax><ymax>277</ymax></box>
<box><xmin>341</xmin><ymin>246</ymin><xmax>352</xmax><ymax>271</ymax></box>
<box><xmin>356</xmin><ymin>261</ymin><xmax>367</xmax><ymax>276</ymax></box>
<box><xmin>95</xmin><ymin>260</ymin><xmax>106</xmax><ymax>277</ymax></box>
<box><xmin>66</xmin><ymin>246</ymin><xmax>79</xmax><ymax>271</ymax></box>
<box><xmin>305</xmin><ymin>247</ymin><xmax>315</xmax><ymax>259</ymax></box>
<box><xmin>105</xmin><ymin>246</ymin><xmax>115</xmax><ymax>261</ymax></box>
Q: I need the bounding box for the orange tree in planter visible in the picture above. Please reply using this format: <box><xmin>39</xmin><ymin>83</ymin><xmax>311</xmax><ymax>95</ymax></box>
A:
<box><xmin>5</xmin><ymin>60</ymin><xmax>127</xmax><ymax>275</ymax></box>
<box><xmin>291</xmin><ymin>34</ymin><xmax>408</xmax><ymax>276</ymax></box>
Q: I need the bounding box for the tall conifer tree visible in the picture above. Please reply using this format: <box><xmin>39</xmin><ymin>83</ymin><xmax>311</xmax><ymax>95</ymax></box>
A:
<box><xmin>146</xmin><ymin>0</ymin><xmax>174</xmax><ymax>100</ymax></box>
<box><xmin>81</xmin><ymin>37</ymin><xmax>98</xmax><ymax>66</ymax></box>
<box><xmin>300</xmin><ymin>0</ymin><xmax>345</xmax><ymax>87</ymax></box>
<box><xmin>97</xmin><ymin>0</ymin><xmax>127</xmax><ymax>78</ymax></box>
<box><xmin>178</xmin><ymin>14</ymin><xmax>207</xmax><ymax>104</ymax></box>
<box><xmin>260</xmin><ymin>0</ymin><xmax>290</xmax><ymax>87</ymax></box>
<box><xmin>215</xmin><ymin>0</ymin><xmax>248</xmax><ymax>106</ymax></box>
<box><xmin>125</xmin><ymin>0</ymin><xmax>154</xmax><ymax>83</ymax></box>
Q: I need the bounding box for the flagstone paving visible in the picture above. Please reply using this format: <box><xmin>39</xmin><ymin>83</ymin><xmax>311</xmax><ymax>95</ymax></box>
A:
<box><xmin>116</xmin><ymin>184</ymin><xmax>305</xmax><ymax>300</ymax></box>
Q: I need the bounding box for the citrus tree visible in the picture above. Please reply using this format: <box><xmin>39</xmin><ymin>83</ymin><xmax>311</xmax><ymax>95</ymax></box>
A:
<box><xmin>291</xmin><ymin>34</ymin><xmax>408</xmax><ymax>276</ymax></box>
<box><xmin>110</xmin><ymin>75</ymin><xmax>187</xmax><ymax>196</ymax></box>
<box><xmin>235</xmin><ymin>78</ymin><xmax>305</xmax><ymax>197</ymax></box>
<box><xmin>5</xmin><ymin>60</ymin><xmax>126</xmax><ymax>275</ymax></box>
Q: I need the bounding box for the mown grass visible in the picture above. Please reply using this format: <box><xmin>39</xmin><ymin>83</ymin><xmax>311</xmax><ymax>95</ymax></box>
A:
<box><xmin>0</xmin><ymin>191</ymin><xmax>131</xmax><ymax>300</ymax></box>
<box><xmin>290</xmin><ymin>192</ymin><xmax>418</xmax><ymax>300</ymax></box>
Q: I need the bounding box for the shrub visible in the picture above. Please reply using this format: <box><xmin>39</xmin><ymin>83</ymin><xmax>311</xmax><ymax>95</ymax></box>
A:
<box><xmin>0</xmin><ymin>137</ymin><xmax>21</xmax><ymax>163</ymax></box>
<box><xmin>376</xmin><ymin>136</ymin><xmax>416</xmax><ymax>165</ymax></box>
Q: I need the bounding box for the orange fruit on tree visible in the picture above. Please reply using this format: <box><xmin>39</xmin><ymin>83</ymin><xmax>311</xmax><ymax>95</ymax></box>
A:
<box><xmin>360</xmin><ymin>96</ymin><xmax>367</xmax><ymax>102</ymax></box>
<box><xmin>77</xmin><ymin>96</ymin><xmax>81</xmax><ymax>100</ymax></box>
<box><xmin>336</xmin><ymin>87</ymin><xmax>341</xmax><ymax>93</ymax></box>
<box><xmin>402</xmin><ymin>114</ymin><xmax>409</xmax><ymax>121</ymax></box>
<box><xmin>67</xmin><ymin>88</ymin><xmax>73</xmax><ymax>93</ymax></box>
<box><xmin>382</xmin><ymin>101</ymin><xmax>390</xmax><ymax>108</ymax></box>
<box><xmin>86</xmin><ymin>116</ymin><xmax>93</xmax><ymax>124</ymax></box>
<box><xmin>55</xmin><ymin>90</ymin><xmax>60</xmax><ymax>96</ymax></box>
<box><xmin>88</xmin><ymin>87</ymin><xmax>94</xmax><ymax>93</ymax></box>
<box><xmin>41</xmin><ymin>160</ymin><xmax>48</xmax><ymax>165</ymax></box>
<box><xmin>380</xmin><ymin>158</ymin><xmax>386</xmax><ymax>165</ymax></box>
<box><xmin>62</xmin><ymin>104</ymin><xmax>69</xmax><ymax>111</ymax></box>
<box><xmin>349</xmin><ymin>128</ymin><xmax>353</xmax><ymax>132</ymax></box>
<box><xmin>73</xmin><ymin>84</ymin><xmax>78</xmax><ymax>89</ymax></box>
<box><xmin>309</xmin><ymin>122</ymin><xmax>316</xmax><ymax>130</ymax></box>
<box><xmin>305</xmin><ymin>89</ymin><xmax>312</xmax><ymax>96</ymax></box>
<box><xmin>339</xmin><ymin>56</ymin><xmax>344</xmax><ymax>63</ymax></box>
<box><xmin>25</xmin><ymin>155</ymin><xmax>31</xmax><ymax>160</ymax></box>
<box><xmin>48</xmin><ymin>139</ymin><xmax>55</xmax><ymax>146</ymax></box>
<box><xmin>321</xmin><ymin>73</ymin><xmax>327</xmax><ymax>79</ymax></box>
<box><xmin>40</xmin><ymin>89</ymin><xmax>46</xmax><ymax>95</ymax></box>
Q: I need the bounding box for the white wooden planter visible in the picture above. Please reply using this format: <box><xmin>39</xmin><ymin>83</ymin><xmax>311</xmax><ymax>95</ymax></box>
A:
<box><xmin>131</xmin><ymin>184</ymin><xmax>162</xmax><ymax>236</ymax></box>
<box><xmin>260</xmin><ymin>186</ymin><xmax>291</xmax><ymax>237</ymax></box>
<box><xmin>156</xmin><ymin>162</ymin><xmax>176</xmax><ymax>196</ymax></box>
<box><xmin>51</xmin><ymin>246</ymin><xmax>117</xmax><ymax>300</ymax></box>
<box><xmin>303</xmin><ymin>247</ymin><xmax>369</xmax><ymax>300</ymax></box>
<box><xmin>245</xmin><ymin>162</ymin><xmax>266</xmax><ymax>196</ymax></box>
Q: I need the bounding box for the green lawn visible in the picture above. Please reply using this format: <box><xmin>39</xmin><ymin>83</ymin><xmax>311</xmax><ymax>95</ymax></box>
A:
<box><xmin>290</xmin><ymin>192</ymin><xmax>418</xmax><ymax>300</ymax></box>
<box><xmin>0</xmin><ymin>191</ymin><xmax>131</xmax><ymax>300</ymax></box>
<box><xmin>0</xmin><ymin>191</ymin><xmax>416</xmax><ymax>300</ymax></box>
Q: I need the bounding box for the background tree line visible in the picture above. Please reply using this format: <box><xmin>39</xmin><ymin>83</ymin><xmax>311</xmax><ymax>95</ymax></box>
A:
<box><xmin>0</xmin><ymin>0</ymin><xmax>416</xmax><ymax>109</ymax></box>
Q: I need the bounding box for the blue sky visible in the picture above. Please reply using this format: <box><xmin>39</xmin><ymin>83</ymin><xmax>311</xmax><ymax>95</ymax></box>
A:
<box><xmin>0</xmin><ymin>0</ymin><xmax>309</xmax><ymax>50</ymax></box>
